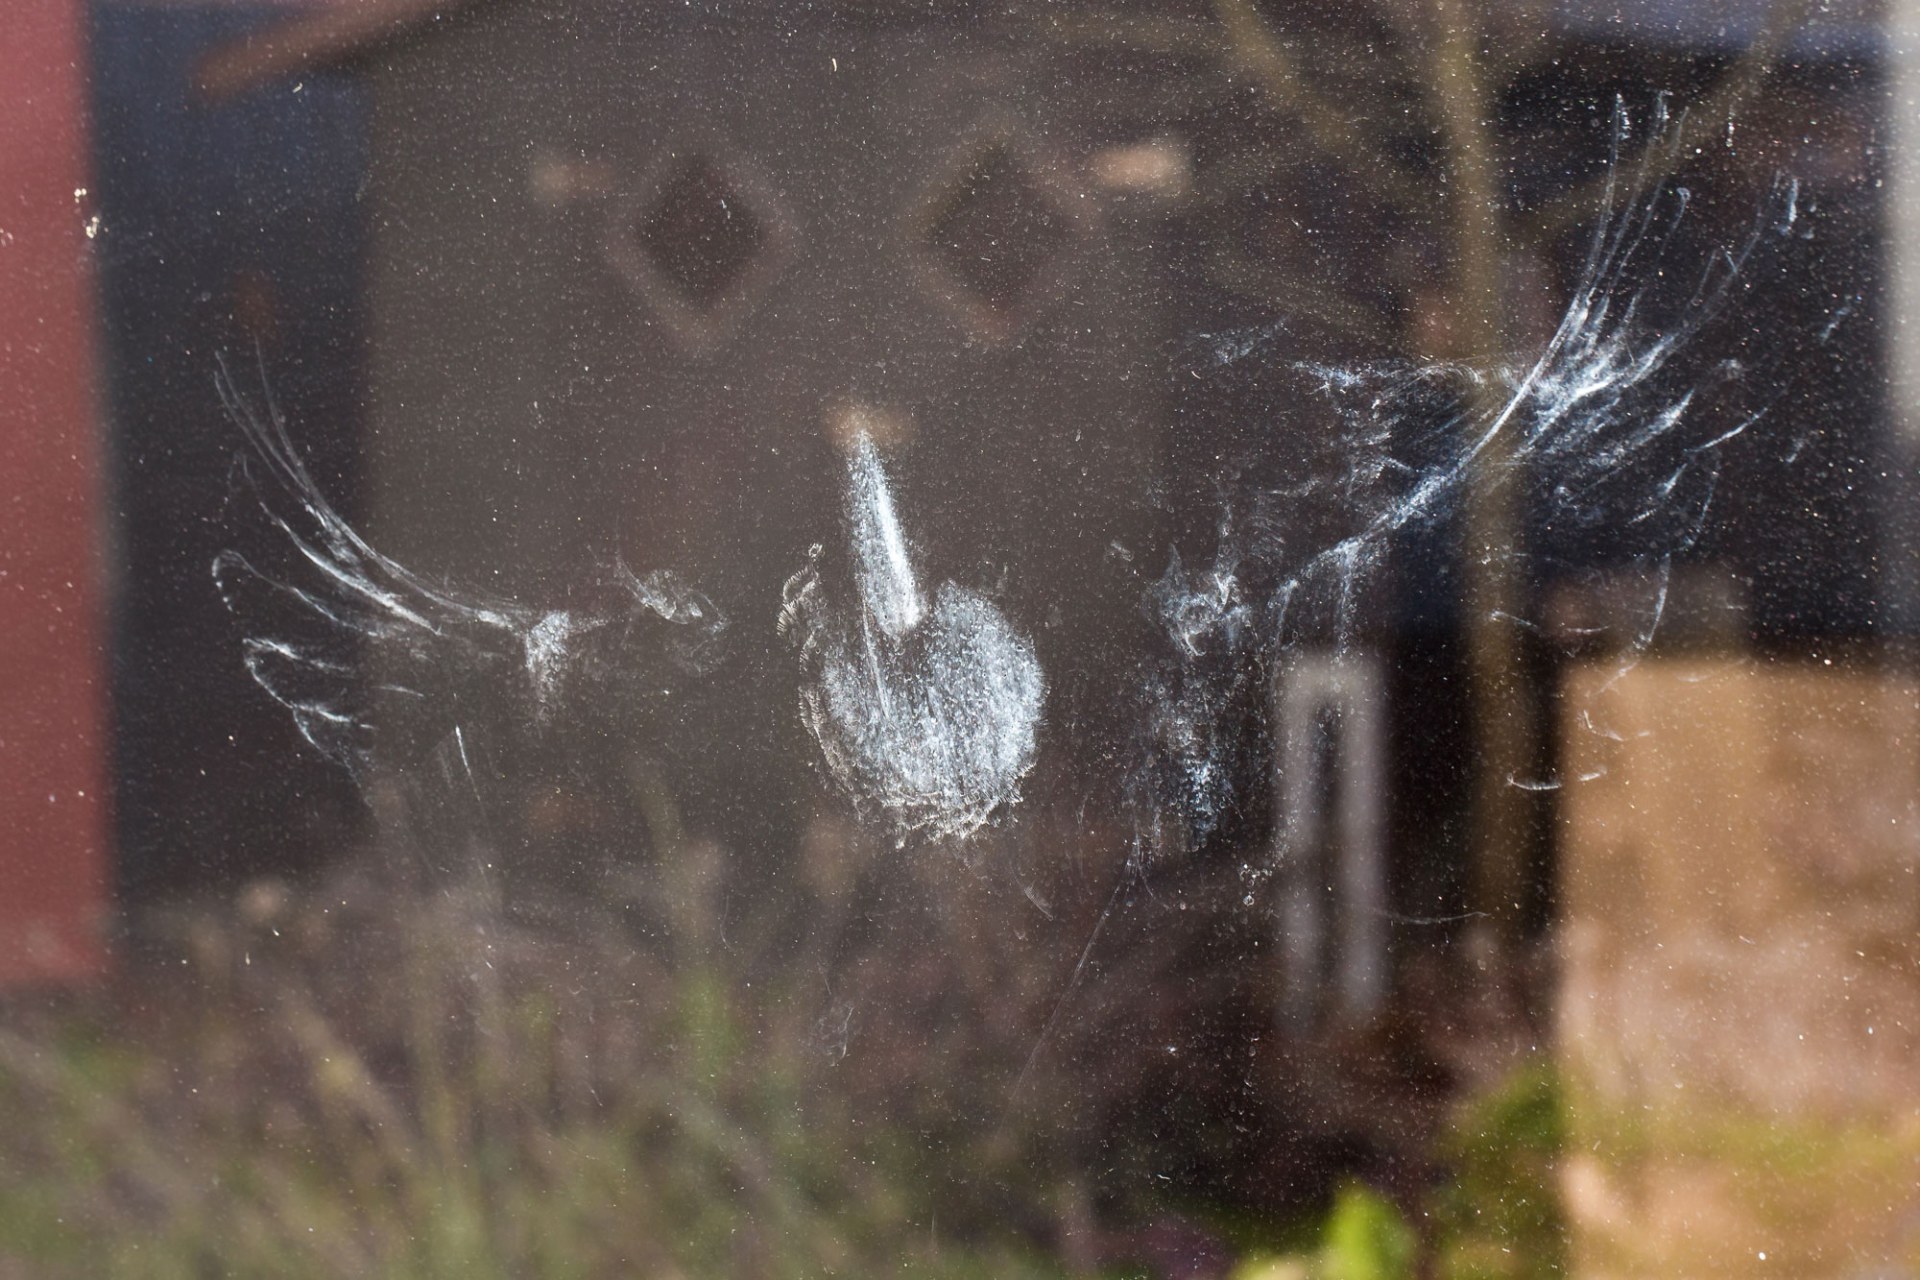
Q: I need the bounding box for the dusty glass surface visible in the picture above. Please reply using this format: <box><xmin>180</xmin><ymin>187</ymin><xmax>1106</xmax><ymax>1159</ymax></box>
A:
<box><xmin>0</xmin><ymin>0</ymin><xmax>1914</xmax><ymax>1275</ymax></box>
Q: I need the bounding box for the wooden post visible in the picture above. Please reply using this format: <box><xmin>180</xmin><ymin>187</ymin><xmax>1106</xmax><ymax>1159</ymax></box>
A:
<box><xmin>0</xmin><ymin>0</ymin><xmax>112</xmax><ymax>985</ymax></box>
<box><xmin>1429</xmin><ymin>0</ymin><xmax>1536</xmax><ymax>948</ymax></box>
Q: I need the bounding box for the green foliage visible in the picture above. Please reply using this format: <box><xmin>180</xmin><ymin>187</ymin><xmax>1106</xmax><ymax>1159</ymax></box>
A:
<box><xmin>1431</xmin><ymin>1061</ymin><xmax>1568</xmax><ymax>1280</ymax></box>
<box><xmin>1226</xmin><ymin>1183</ymin><xmax>1415</xmax><ymax>1280</ymax></box>
<box><xmin>0</xmin><ymin>883</ymin><xmax>1073</xmax><ymax>1280</ymax></box>
<box><xmin>1320</xmin><ymin>1184</ymin><xmax>1416</xmax><ymax>1280</ymax></box>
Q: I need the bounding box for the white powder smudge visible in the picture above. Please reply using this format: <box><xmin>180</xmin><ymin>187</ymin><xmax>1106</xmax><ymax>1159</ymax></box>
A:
<box><xmin>621</xmin><ymin>564</ymin><xmax>714</xmax><ymax>627</ymax></box>
<box><xmin>522</xmin><ymin>610</ymin><xmax>582</xmax><ymax>713</ymax></box>
<box><xmin>784</xmin><ymin>428</ymin><xmax>1045</xmax><ymax>842</ymax></box>
<box><xmin>614</xmin><ymin>561</ymin><xmax>729</xmax><ymax>672</ymax></box>
<box><xmin>1131</xmin><ymin>544</ymin><xmax>1259</xmax><ymax>861</ymax></box>
<box><xmin>1192</xmin><ymin>318</ymin><xmax>1291</xmax><ymax>369</ymax></box>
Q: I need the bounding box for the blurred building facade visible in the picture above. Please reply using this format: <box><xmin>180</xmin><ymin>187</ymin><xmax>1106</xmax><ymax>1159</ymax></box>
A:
<box><xmin>181</xmin><ymin>0</ymin><xmax>1889</xmax><ymax>933</ymax></box>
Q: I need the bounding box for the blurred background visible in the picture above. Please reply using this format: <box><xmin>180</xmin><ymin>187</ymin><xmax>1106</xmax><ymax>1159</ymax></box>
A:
<box><xmin>0</xmin><ymin>0</ymin><xmax>1913</xmax><ymax>1275</ymax></box>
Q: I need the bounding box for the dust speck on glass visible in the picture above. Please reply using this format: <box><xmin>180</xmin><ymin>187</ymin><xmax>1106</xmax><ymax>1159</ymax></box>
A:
<box><xmin>1</xmin><ymin>0</ymin><xmax>1913</xmax><ymax>1276</ymax></box>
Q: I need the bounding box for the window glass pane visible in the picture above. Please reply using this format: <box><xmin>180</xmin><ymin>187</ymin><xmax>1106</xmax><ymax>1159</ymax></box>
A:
<box><xmin>0</xmin><ymin>1</ymin><xmax>1911</xmax><ymax>1275</ymax></box>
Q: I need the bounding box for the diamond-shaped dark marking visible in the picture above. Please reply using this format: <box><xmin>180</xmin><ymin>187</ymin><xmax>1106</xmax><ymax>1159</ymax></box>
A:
<box><xmin>923</xmin><ymin>145</ymin><xmax>1071</xmax><ymax>318</ymax></box>
<box><xmin>632</xmin><ymin>155</ymin><xmax>767</xmax><ymax>312</ymax></box>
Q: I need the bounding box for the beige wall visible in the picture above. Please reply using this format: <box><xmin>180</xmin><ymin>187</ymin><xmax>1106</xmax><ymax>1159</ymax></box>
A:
<box><xmin>1558</xmin><ymin>658</ymin><xmax>1920</xmax><ymax>1277</ymax></box>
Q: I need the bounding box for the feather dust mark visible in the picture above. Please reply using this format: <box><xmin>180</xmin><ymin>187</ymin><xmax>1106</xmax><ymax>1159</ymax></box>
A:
<box><xmin>210</xmin><ymin>357</ymin><xmax>723</xmax><ymax>778</ymax></box>
<box><xmin>1135</xmin><ymin>107</ymin><xmax>1851</xmax><ymax>867</ymax></box>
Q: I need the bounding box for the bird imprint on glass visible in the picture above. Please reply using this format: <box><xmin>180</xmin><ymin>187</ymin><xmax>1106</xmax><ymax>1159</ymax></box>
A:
<box><xmin>782</xmin><ymin>415</ymin><xmax>1044</xmax><ymax>843</ymax></box>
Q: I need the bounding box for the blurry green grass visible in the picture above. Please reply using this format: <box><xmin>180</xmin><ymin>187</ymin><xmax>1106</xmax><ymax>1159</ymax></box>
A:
<box><xmin>0</xmin><ymin>846</ymin><xmax>1571</xmax><ymax>1280</ymax></box>
<box><xmin>0</xmin><ymin>885</ymin><xmax>1073</xmax><ymax>1279</ymax></box>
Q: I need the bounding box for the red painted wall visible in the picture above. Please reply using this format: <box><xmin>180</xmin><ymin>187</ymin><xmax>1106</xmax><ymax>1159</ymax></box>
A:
<box><xmin>0</xmin><ymin>0</ymin><xmax>111</xmax><ymax>983</ymax></box>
